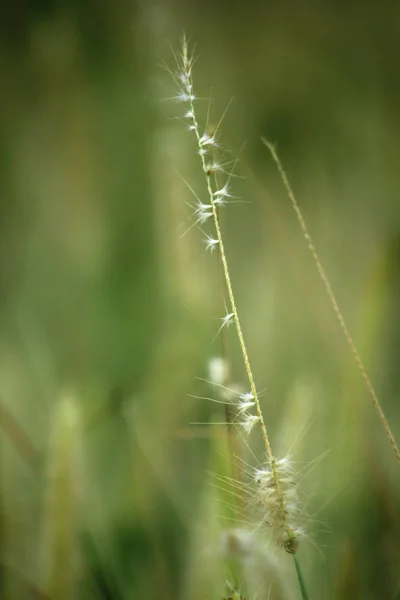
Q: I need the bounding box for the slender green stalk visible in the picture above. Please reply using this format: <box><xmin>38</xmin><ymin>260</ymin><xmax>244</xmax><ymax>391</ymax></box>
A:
<box><xmin>263</xmin><ymin>138</ymin><xmax>400</xmax><ymax>465</ymax></box>
<box><xmin>174</xmin><ymin>37</ymin><xmax>300</xmax><ymax>553</ymax></box>
<box><xmin>293</xmin><ymin>555</ymin><xmax>310</xmax><ymax>600</ymax></box>
<box><xmin>42</xmin><ymin>394</ymin><xmax>81</xmax><ymax>600</ymax></box>
<box><xmin>188</xmin><ymin>95</ymin><xmax>272</xmax><ymax>459</ymax></box>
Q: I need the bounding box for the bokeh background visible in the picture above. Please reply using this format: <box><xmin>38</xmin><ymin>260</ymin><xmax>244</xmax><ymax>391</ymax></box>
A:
<box><xmin>1</xmin><ymin>1</ymin><xmax>400</xmax><ymax>598</ymax></box>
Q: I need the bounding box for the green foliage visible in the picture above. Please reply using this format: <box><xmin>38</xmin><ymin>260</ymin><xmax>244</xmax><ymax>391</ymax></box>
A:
<box><xmin>0</xmin><ymin>1</ymin><xmax>400</xmax><ymax>599</ymax></box>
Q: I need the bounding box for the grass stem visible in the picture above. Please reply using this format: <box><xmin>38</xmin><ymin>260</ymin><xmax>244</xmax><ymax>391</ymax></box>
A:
<box><xmin>293</xmin><ymin>554</ymin><xmax>310</xmax><ymax>600</ymax></box>
<box><xmin>262</xmin><ymin>138</ymin><xmax>400</xmax><ymax>465</ymax></box>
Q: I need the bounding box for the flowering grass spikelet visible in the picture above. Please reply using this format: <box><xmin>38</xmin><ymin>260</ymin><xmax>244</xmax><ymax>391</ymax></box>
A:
<box><xmin>213</xmin><ymin>195</ymin><xmax>229</xmax><ymax>208</ymax></box>
<box><xmin>197</xmin><ymin>210</ymin><xmax>213</xmax><ymax>224</ymax></box>
<box><xmin>236</xmin><ymin>399</ymin><xmax>255</xmax><ymax>415</ymax></box>
<box><xmin>241</xmin><ymin>414</ymin><xmax>260</xmax><ymax>435</ymax></box>
<box><xmin>221</xmin><ymin>311</ymin><xmax>234</xmax><ymax>328</ymax></box>
<box><xmin>194</xmin><ymin>201</ymin><xmax>212</xmax><ymax>214</ymax></box>
<box><xmin>176</xmin><ymin>91</ymin><xmax>196</xmax><ymax>103</ymax></box>
<box><xmin>200</xmin><ymin>132</ymin><xmax>218</xmax><ymax>148</ymax></box>
<box><xmin>239</xmin><ymin>391</ymin><xmax>255</xmax><ymax>402</ymax></box>
<box><xmin>206</xmin><ymin>160</ymin><xmax>223</xmax><ymax>176</ymax></box>
<box><xmin>204</xmin><ymin>234</ymin><xmax>220</xmax><ymax>252</ymax></box>
<box><xmin>212</xmin><ymin>310</ymin><xmax>236</xmax><ymax>342</ymax></box>
<box><xmin>213</xmin><ymin>183</ymin><xmax>232</xmax><ymax>199</ymax></box>
<box><xmin>254</xmin><ymin>456</ymin><xmax>301</xmax><ymax>554</ymax></box>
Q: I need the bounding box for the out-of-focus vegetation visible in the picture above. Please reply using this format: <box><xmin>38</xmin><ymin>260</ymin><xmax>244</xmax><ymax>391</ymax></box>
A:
<box><xmin>1</xmin><ymin>1</ymin><xmax>400</xmax><ymax>598</ymax></box>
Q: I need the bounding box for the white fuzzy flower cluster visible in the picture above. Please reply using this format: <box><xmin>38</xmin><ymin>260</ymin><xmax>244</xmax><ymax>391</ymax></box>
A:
<box><xmin>172</xmin><ymin>37</ymin><xmax>236</xmax><ymax>252</ymax></box>
<box><xmin>234</xmin><ymin>391</ymin><xmax>259</xmax><ymax>435</ymax></box>
<box><xmin>254</xmin><ymin>456</ymin><xmax>302</xmax><ymax>553</ymax></box>
<box><xmin>210</xmin><ymin>379</ymin><xmax>260</xmax><ymax>436</ymax></box>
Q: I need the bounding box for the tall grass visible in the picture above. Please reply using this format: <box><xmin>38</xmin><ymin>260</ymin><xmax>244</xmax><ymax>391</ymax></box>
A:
<box><xmin>166</xmin><ymin>36</ymin><xmax>312</xmax><ymax>598</ymax></box>
<box><xmin>165</xmin><ymin>35</ymin><xmax>400</xmax><ymax>599</ymax></box>
<box><xmin>1</xmin><ymin>5</ymin><xmax>400</xmax><ymax>599</ymax></box>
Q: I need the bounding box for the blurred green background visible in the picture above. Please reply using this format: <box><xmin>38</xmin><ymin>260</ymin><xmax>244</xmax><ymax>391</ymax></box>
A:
<box><xmin>1</xmin><ymin>1</ymin><xmax>400</xmax><ymax>598</ymax></box>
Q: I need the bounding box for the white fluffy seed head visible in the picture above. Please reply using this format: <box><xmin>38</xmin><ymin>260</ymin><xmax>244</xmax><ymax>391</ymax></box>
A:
<box><xmin>194</xmin><ymin>202</ymin><xmax>211</xmax><ymax>214</ymax></box>
<box><xmin>199</xmin><ymin>132</ymin><xmax>217</xmax><ymax>148</ymax></box>
<box><xmin>180</xmin><ymin>36</ymin><xmax>193</xmax><ymax>77</ymax></box>
<box><xmin>213</xmin><ymin>183</ymin><xmax>231</xmax><ymax>198</ymax></box>
<box><xmin>220</xmin><ymin>528</ymin><xmax>254</xmax><ymax>558</ymax></box>
<box><xmin>235</xmin><ymin>390</ymin><xmax>255</xmax><ymax>416</ymax></box>
<box><xmin>205</xmin><ymin>161</ymin><xmax>223</xmax><ymax>176</ymax></box>
<box><xmin>173</xmin><ymin>38</ymin><xmax>197</xmax><ymax>108</ymax></box>
<box><xmin>253</xmin><ymin>456</ymin><xmax>302</xmax><ymax>553</ymax></box>
<box><xmin>197</xmin><ymin>210</ymin><xmax>213</xmax><ymax>224</ymax></box>
<box><xmin>208</xmin><ymin>357</ymin><xmax>230</xmax><ymax>386</ymax></box>
<box><xmin>239</xmin><ymin>391</ymin><xmax>254</xmax><ymax>402</ymax></box>
<box><xmin>204</xmin><ymin>235</ymin><xmax>219</xmax><ymax>252</ymax></box>
<box><xmin>241</xmin><ymin>414</ymin><xmax>260</xmax><ymax>435</ymax></box>
<box><xmin>220</xmin><ymin>529</ymin><xmax>294</xmax><ymax>599</ymax></box>
<box><xmin>236</xmin><ymin>399</ymin><xmax>255</xmax><ymax>415</ymax></box>
<box><xmin>176</xmin><ymin>91</ymin><xmax>195</xmax><ymax>103</ymax></box>
<box><xmin>213</xmin><ymin>196</ymin><xmax>228</xmax><ymax>207</ymax></box>
<box><xmin>221</xmin><ymin>312</ymin><xmax>234</xmax><ymax>328</ymax></box>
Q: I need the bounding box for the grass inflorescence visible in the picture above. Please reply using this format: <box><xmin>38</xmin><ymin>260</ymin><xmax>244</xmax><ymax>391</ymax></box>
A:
<box><xmin>167</xmin><ymin>36</ymin><xmax>309</xmax><ymax>598</ymax></box>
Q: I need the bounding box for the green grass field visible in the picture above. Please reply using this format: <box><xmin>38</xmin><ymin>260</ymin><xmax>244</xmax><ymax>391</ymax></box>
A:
<box><xmin>0</xmin><ymin>2</ymin><xmax>400</xmax><ymax>598</ymax></box>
